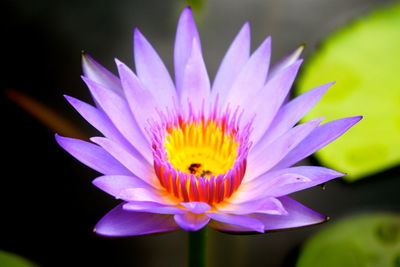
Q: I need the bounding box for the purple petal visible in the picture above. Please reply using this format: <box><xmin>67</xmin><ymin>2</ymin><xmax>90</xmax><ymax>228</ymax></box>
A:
<box><xmin>118</xmin><ymin>188</ymin><xmax>176</xmax><ymax>205</ymax></box>
<box><xmin>174</xmin><ymin>7</ymin><xmax>201</xmax><ymax>95</ymax></box>
<box><xmin>256</xmin><ymin>82</ymin><xmax>333</xmax><ymax>147</ymax></box>
<box><xmin>94</xmin><ymin>203</ymin><xmax>179</xmax><ymax>237</ymax></box>
<box><xmin>207</xmin><ymin>212</ymin><xmax>264</xmax><ymax>233</ymax></box>
<box><xmin>93</xmin><ymin>175</ymin><xmax>154</xmax><ymax>197</ymax></box>
<box><xmin>90</xmin><ymin>137</ymin><xmax>159</xmax><ymax>188</ymax></box>
<box><xmin>217</xmin><ymin>197</ymin><xmax>287</xmax><ymax>215</ymax></box>
<box><xmin>180</xmin><ymin>202</ymin><xmax>211</xmax><ymax>214</ymax></box>
<box><xmin>115</xmin><ymin>60</ymin><xmax>161</xmax><ymax>135</ymax></box>
<box><xmin>232</xmin><ymin>166</ymin><xmax>344</xmax><ymax>203</ymax></box>
<box><xmin>273</xmin><ymin>116</ymin><xmax>363</xmax><ymax>169</ymax></box>
<box><xmin>267</xmin><ymin>44</ymin><xmax>304</xmax><ymax>81</ymax></box>
<box><xmin>64</xmin><ymin>95</ymin><xmax>138</xmax><ymax>154</ymax></box>
<box><xmin>82</xmin><ymin>77</ymin><xmax>152</xmax><ymax>162</ymax></box>
<box><xmin>180</xmin><ymin>39</ymin><xmax>210</xmax><ymax>113</ymax></box>
<box><xmin>174</xmin><ymin>213</ymin><xmax>210</xmax><ymax>231</ymax></box>
<box><xmin>222</xmin><ymin>36</ymin><xmax>271</xmax><ymax>109</ymax></box>
<box><xmin>251</xmin><ymin>196</ymin><xmax>328</xmax><ymax>231</ymax></box>
<box><xmin>211</xmin><ymin>22</ymin><xmax>250</xmax><ymax>100</ymax></box>
<box><xmin>81</xmin><ymin>53</ymin><xmax>123</xmax><ymax>97</ymax></box>
<box><xmin>246</xmin><ymin>117</ymin><xmax>323</xmax><ymax>181</ymax></box>
<box><xmin>243</xmin><ymin>60</ymin><xmax>302</xmax><ymax>144</ymax></box>
<box><xmin>55</xmin><ymin>134</ymin><xmax>131</xmax><ymax>175</ymax></box>
<box><xmin>123</xmin><ymin>201</ymin><xmax>185</xmax><ymax>215</ymax></box>
<box><xmin>133</xmin><ymin>28</ymin><xmax>177</xmax><ymax>107</ymax></box>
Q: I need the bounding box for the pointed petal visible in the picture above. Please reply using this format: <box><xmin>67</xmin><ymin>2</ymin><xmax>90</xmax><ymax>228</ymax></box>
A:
<box><xmin>273</xmin><ymin>116</ymin><xmax>363</xmax><ymax>169</ymax></box>
<box><xmin>232</xmin><ymin>166</ymin><xmax>344</xmax><ymax>203</ymax></box>
<box><xmin>207</xmin><ymin>212</ymin><xmax>264</xmax><ymax>233</ymax></box>
<box><xmin>93</xmin><ymin>175</ymin><xmax>154</xmax><ymax>197</ymax></box>
<box><xmin>82</xmin><ymin>77</ymin><xmax>152</xmax><ymax>162</ymax></box>
<box><xmin>81</xmin><ymin>53</ymin><xmax>123</xmax><ymax>97</ymax></box>
<box><xmin>123</xmin><ymin>202</ymin><xmax>185</xmax><ymax>214</ymax></box>
<box><xmin>64</xmin><ymin>95</ymin><xmax>137</xmax><ymax>153</ymax></box>
<box><xmin>174</xmin><ymin>213</ymin><xmax>210</xmax><ymax>231</ymax></box>
<box><xmin>174</xmin><ymin>7</ymin><xmax>201</xmax><ymax>95</ymax></box>
<box><xmin>133</xmin><ymin>28</ymin><xmax>177</xmax><ymax>107</ymax></box>
<box><xmin>94</xmin><ymin>204</ymin><xmax>178</xmax><ymax>237</ymax></box>
<box><xmin>212</xmin><ymin>22</ymin><xmax>250</xmax><ymax>99</ymax></box>
<box><xmin>116</xmin><ymin>60</ymin><xmax>161</xmax><ymax>136</ymax></box>
<box><xmin>90</xmin><ymin>137</ymin><xmax>159</xmax><ymax>188</ymax></box>
<box><xmin>180</xmin><ymin>202</ymin><xmax>211</xmax><ymax>214</ymax></box>
<box><xmin>251</xmin><ymin>196</ymin><xmax>328</xmax><ymax>231</ymax></box>
<box><xmin>223</xmin><ymin>37</ymin><xmax>271</xmax><ymax>108</ymax></box>
<box><xmin>246</xmin><ymin>117</ymin><xmax>323</xmax><ymax>181</ymax></box>
<box><xmin>268</xmin><ymin>44</ymin><xmax>304</xmax><ymax>81</ymax></box>
<box><xmin>180</xmin><ymin>39</ymin><xmax>210</xmax><ymax>113</ymax></box>
<box><xmin>217</xmin><ymin>197</ymin><xmax>287</xmax><ymax>215</ymax></box>
<box><xmin>55</xmin><ymin>135</ymin><xmax>131</xmax><ymax>175</ymax></box>
<box><xmin>244</xmin><ymin>60</ymin><xmax>303</xmax><ymax>144</ymax></box>
<box><xmin>118</xmin><ymin>188</ymin><xmax>176</xmax><ymax>205</ymax></box>
<box><xmin>256</xmin><ymin>82</ymin><xmax>333</xmax><ymax>147</ymax></box>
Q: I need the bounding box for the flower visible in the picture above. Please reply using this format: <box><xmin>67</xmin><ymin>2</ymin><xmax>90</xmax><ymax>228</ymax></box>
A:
<box><xmin>56</xmin><ymin>7</ymin><xmax>361</xmax><ymax>236</ymax></box>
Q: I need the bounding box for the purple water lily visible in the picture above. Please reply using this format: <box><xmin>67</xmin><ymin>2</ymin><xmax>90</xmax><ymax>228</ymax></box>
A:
<box><xmin>56</xmin><ymin>7</ymin><xmax>361</xmax><ymax>236</ymax></box>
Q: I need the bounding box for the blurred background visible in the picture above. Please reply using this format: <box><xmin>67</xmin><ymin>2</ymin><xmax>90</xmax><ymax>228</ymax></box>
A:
<box><xmin>1</xmin><ymin>0</ymin><xmax>399</xmax><ymax>266</ymax></box>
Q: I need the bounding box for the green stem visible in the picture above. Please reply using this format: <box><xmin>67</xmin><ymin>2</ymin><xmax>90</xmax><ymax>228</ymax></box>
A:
<box><xmin>188</xmin><ymin>228</ymin><xmax>207</xmax><ymax>267</ymax></box>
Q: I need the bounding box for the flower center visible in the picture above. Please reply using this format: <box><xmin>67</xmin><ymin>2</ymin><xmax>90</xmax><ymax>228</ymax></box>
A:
<box><xmin>164</xmin><ymin>120</ymin><xmax>239</xmax><ymax>179</ymax></box>
<box><xmin>151</xmin><ymin>106</ymin><xmax>251</xmax><ymax>204</ymax></box>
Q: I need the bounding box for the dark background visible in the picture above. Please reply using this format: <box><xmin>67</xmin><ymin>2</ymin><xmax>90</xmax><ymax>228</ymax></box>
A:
<box><xmin>1</xmin><ymin>0</ymin><xmax>398</xmax><ymax>266</ymax></box>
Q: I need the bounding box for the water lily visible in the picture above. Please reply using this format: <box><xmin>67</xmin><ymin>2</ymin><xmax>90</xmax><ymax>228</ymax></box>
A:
<box><xmin>56</xmin><ymin>7</ymin><xmax>361</xmax><ymax>236</ymax></box>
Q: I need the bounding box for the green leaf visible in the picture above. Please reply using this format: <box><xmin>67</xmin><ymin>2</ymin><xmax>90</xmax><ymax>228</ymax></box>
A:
<box><xmin>296</xmin><ymin>3</ymin><xmax>400</xmax><ymax>181</ymax></box>
<box><xmin>0</xmin><ymin>251</ymin><xmax>38</xmax><ymax>267</ymax></box>
<box><xmin>297</xmin><ymin>213</ymin><xmax>400</xmax><ymax>267</ymax></box>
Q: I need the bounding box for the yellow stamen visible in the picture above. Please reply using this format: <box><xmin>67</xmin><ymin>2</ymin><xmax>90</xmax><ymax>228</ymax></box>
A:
<box><xmin>164</xmin><ymin>120</ymin><xmax>239</xmax><ymax>179</ymax></box>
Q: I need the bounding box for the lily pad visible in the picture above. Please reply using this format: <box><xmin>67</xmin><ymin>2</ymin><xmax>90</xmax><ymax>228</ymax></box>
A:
<box><xmin>297</xmin><ymin>213</ymin><xmax>400</xmax><ymax>267</ymax></box>
<box><xmin>0</xmin><ymin>251</ymin><xmax>38</xmax><ymax>267</ymax></box>
<box><xmin>296</xmin><ymin>3</ymin><xmax>400</xmax><ymax>181</ymax></box>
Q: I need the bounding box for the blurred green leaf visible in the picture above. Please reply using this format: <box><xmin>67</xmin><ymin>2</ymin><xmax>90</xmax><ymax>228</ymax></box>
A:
<box><xmin>297</xmin><ymin>213</ymin><xmax>400</xmax><ymax>267</ymax></box>
<box><xmin>185</xmin><ymin>0</ymin><xmax>205</xmax><ymax>12</ymax></box>
<box><xmin>296</xmin><ymin>3</ymin><xmax>400</xmax><ymax>181</ymax></box>
<box><xmin>0</xmin><ymin>251</ymin><xmax>38</xmax><ymax>267</ymax></box>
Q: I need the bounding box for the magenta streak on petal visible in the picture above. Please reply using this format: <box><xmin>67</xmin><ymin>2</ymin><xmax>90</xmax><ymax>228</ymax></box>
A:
<box><xmin>272</xmin><ymin>116</ymin><xmax>363</xmax><ymax>170</ymax></box>
<box><xmin>94</xmin><ymin>203</ymin><xmax>179</xmax><ymax>237</ymax></box>
<box><xmin>55</xmin><ymin>134</ymin><xmax>131</xmax><ymax>176</ymax></box>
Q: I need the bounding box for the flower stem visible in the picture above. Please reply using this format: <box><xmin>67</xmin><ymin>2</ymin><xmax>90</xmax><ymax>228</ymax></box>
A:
<box><xmin>188</xmin><ymin>228</ymin><xmax>207</xmax><ymax>267</ymax></box>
